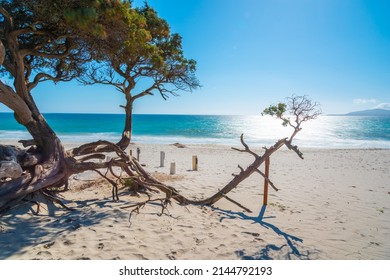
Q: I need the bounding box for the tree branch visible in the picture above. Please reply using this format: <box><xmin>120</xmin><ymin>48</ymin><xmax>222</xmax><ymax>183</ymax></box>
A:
<box><xmin>0</xmin><ymin>6</ymin><xmax>12</xmax><ymax>28</ymax></box>
<box><xmin>220</xmin><ymin>192</ymin><xmax>252</xmax><ymax>213</ymax></box>
<box><xmin>255</xmin><ymin>169</ymin><xmax>279</xmax><ymax>191</ymax></box>
<box><xmin>284</xmin><ymin>139</ymin><xmax>304</xmax><ymax>159</ymax></box>
<box><xmin>231</xmin><ymin>134</ymin><xmax>259</xmax><ymax>159</ymax></box>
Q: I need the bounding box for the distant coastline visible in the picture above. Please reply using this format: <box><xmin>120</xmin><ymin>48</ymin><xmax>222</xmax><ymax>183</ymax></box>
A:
<box><xmin>328</xmin><ymin>108</ymin><xmax>390</xmax><ymax>117</ymax></box>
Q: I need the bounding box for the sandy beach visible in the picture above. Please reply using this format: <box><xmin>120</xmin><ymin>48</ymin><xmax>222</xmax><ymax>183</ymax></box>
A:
<box><xmin>1</xmin><ymin>141</ymin><xmax>389</xmax><ymax>260</ymax></box>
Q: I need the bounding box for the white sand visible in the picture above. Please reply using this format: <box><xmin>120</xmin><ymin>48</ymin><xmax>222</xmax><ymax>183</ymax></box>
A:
<box><xmin>0</xmin><ymin>142</ymin><xmax>389</xmax><ymax>260</ymax></box>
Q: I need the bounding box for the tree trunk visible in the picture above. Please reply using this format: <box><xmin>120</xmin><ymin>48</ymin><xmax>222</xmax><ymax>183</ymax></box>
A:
<box><xmin>0</xmin><ymin>100</ymin><xmax>68</xmax><ymax>209</ymax></box>
<box><xmin>0</xmin><ymin>40</ymin><xmax>4</xmax><ymax>65</ymax></box>
<box><xmin>24</xmin><ymin>117</ymin><xmax>65</xmax><ymax>162</ymax></box>
<box><xmin>117</xmin><ymin>98</ymin><xmax>133</xmax><ymax>150</ymax></box>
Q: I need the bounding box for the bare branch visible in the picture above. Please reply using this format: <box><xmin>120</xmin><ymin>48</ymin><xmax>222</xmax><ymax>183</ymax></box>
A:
<box><xmin>28</xmin><ymin>71</ymin><xmax>73</xmax><ymax>90</ymax></box>
<box><xmin>255</xmin><ymin>169</ymin><xmax>279</xmax><ymax>191</ymax></box>
<box><xmin>231</xmin><ymin>134</ymin><xmax>259</xmax><ymax>158</ymax></box>
<box><xmin>220</xmin><ymin>193</ymin><xmax>252</xmax><ymax>213</ymax></box>
<box><xmin>287</xmin><ymin>95</ymin><xmax>322</xmax><ymax>128</ymax></box>
<box><xmin>0</xmin><ymin>7</ymin><xmax>12</xmax><ymax>27</ymax></box>
<box><xmin>76</xmin><ymin>154</ymin><xmax>106</xmax><ymax>162</ymax></box>
<box><xmin>93</xmin><ymin>169</ymin><xmax>119</xmax><ymax>201</ymax></box>
<box><xmin>133</xmin><ymin>84</ymin><xmax>158</xmax><ymax>100</ymax></box>
<box><xmin>284</xmin><ymin>140</ymin><xmax>304</xmax><ymax>159</ymax></box>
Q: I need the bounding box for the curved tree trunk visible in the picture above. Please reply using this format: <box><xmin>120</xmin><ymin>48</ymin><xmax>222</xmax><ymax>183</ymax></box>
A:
<box><xmin>0</xmin><ymin>79</ymin><xmax>68</xmax><ymax>209</ymax></box>
<box><xmin>0</xmin><ymin>110</ymin><xmax>68</xmax><ymax>207</ymax></box>
<box><xmin>117</xmin><ymin>97</ymin><xmax>133</xmax><ymax>150</ymax></box>
<box><xmin>0</xmin><ymin>40</ymin><xmax>4</xmax><ymax>64</ymax></box>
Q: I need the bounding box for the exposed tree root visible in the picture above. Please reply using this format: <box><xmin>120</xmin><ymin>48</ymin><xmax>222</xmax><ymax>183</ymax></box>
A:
<box><xmin>1</xmin><ymin>133</ymin><xmax>280</xmax><ymax>214</ymax></box>
<box><xmin>0</xmin><ymin>128</ymin><xmax>300</xmax><ymax>216</ymax></box>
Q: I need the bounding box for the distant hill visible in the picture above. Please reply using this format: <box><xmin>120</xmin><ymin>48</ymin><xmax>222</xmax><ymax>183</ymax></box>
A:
<box><xmin>328</xmin><ymin>109</ymin><xmax>390</xmax><ymax>116</ymax></box>
<box><xmin>345</xmin><ymin>109</ymin><xmax>390</xmax><ymax>116</ymax></box>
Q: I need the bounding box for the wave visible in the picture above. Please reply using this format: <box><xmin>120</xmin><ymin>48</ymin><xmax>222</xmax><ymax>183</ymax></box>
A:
<box><xmin>0</xmin><ymin>130</ymin><xmax>31</xmax><ymax>140</ymax></box>
<box><xmin>1</xmin><ymin>114</ymin><xmax>390</xmax><ymax>148</ymax></box>
<box><xmin>1</xmin><ymin>131</ymin><xmax>390</xmax><ymax>148</ymax></box>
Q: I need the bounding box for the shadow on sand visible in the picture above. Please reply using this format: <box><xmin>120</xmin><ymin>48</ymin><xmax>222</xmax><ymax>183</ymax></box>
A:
<box><xmin>0</xmin><ymin>197</ymin><xmax>115</xmax><ymax>259</ymax></box>
<box><xmin>212</xmin><ymin>205</ymin><xmax>315</xmax><ymax>260</ymax></box>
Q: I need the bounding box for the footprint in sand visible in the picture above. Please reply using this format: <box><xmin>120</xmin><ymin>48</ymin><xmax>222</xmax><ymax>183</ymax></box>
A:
<box><xmin>37</xmin><ymin>251</ymin><xmax>52</xmax><ymax>257</ymax></box>
<box><xmin>63</xmin><ymin>239</ymin><xmax>73</xmax><ymax>246</ymax></box>
<box><xmin>133</xmin><ymin>253</ymin><xmax>148</xmax><ymax>260</ymax></box>
<box><xmin>98</xmin><ymin>243</ymin><xmax>104</xmax><ymax>250</ymax></box>
<box><xmin>167</xmin><ymin>251</ymin><xmax>177</xmax><ymax>260</ymax></box>
<box><xmin>242</xmin><ymin>231</ymin><xmax>260</xmax><ymax>237</ymax></box>
<box><xmin>43</xmin><ymin>241</ymin><xmax>55</xmax><ymax>249</ymax></box>
<box><xmin>194</xmin><ymin>237</ymin><xmax>204</xmax><ymax>245</ymax></box>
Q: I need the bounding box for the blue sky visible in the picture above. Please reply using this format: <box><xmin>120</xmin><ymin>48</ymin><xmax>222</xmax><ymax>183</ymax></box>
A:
<box><xmin>1</xmin><ymin>0</ymin><xmax>389</xmax><ymax>115</ymax></box>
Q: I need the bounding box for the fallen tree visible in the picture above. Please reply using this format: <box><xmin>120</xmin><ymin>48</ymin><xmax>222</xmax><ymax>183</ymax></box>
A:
<box><xmin>1</xmin><ymin>1</ymin><xmax>320</xmax><ymax>215</ymax></box>
<box><xmin>0</xmin><ymin>94</ymin><xmax>320</xmax><ymax>214</ymax></box>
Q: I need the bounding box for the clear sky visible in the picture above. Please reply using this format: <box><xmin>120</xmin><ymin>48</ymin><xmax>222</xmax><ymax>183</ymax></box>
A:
<box><xmin>1</xmin><ymin>0</ymin><xmax>389</xmax><ymax>115</ymax></box>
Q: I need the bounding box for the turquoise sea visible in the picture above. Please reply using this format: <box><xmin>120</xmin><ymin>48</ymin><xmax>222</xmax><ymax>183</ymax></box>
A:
<box><xmin>1</xmin><ymin>113</ymin><xmax>390</xmax><ymax>148</ymax></box>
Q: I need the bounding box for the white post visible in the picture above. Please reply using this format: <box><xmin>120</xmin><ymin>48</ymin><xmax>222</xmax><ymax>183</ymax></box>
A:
<box><xmin>160</xmin><ymin>151</ymin><xmax>165</xmax><ymax>167</ymax></box>
<box><xmin>192</xmin><ymin>155</ymin><xmax>198</xmax><ymax>171</ymax></box>
<box><xmin>170</xmin><ymin>162</ymin><xmax>176</xmax><ymax>175</ymax></box>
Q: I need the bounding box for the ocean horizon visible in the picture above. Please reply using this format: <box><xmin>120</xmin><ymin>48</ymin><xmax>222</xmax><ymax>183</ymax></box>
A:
<box><xmin>1</xmin><ymin>112</ymin><xmax>390</xmax><ymax>148</ymax></box>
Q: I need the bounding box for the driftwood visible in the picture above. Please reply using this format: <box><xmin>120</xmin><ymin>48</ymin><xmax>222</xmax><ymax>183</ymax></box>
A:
<box><xmin>0</xmin><ymin>145</ymin><xmax>19</xmax><ymax>162</ymax></box>
<box><xmin>18</xmin><ymin>139</ymin><xmax>37</xmax><ymax>148</ymax></box>
<box><xmin>0</xmin><ymin>161</ymin><xmax>23</xmax><ymax>180</ymax></box>
<box><xmin>0</xmin><ymin>145</ymin><xmax>43</xmax><ymax>169</ymax></box>
<box><xmin>0</xmin><ymin>145</ymin><xmax>23</xmax><ymax>180</ymax></box>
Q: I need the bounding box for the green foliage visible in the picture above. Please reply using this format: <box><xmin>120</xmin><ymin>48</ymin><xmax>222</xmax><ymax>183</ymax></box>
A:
<box><xmin>0</xmin><ymin>0</ymin><xmax>110</xmax><ymax>82</ymax></box>
<box><xmin>83</xmin><ymin>3</ymin><xmax>200</xmax><ymax>97</ymax></box>
<box><xmin>1</xmin><ymin>0</ymin><xmax>199</xmax><ymax>99</ymax></box>
<box><xmin>262</xmin><ymin>103</ymin><xmax>289</xmax><ymax>127</ymax></box>
<box><xmin>262</xmin><ymin>96</ymin><xmax>321</xmax><ymax>130</ymax></box>
<box><xmin>64</xmin><ymin>7</ymin><xmax>99</xmax><ymax>29</ymax></box>
<box><xmin>122</xmin><ymin>178</ymin><xmax>134</xmax><ymax>188</ymax></box>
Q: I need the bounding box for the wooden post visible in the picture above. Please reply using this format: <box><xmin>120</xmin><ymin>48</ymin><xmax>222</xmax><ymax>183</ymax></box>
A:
<box><xmin>263</xmin><ymin>157</ymin><xmax>270</xmax><ymax>205</ymax></box>
<box><xmin>170</xmin><ymin>162</ymin><xmax>176</xmax><ymax>175</ymax></box>
<box><xmin>136</xmin><ymin>147</ymin><xmax>140</xmax><ymax>161</ymax></box>
<box><xmin>160</xmin><ymin>151</ymin><xmax>165</xmax><ymax>167</ymax></box>
<box><xmin>192</xmin><ymin>155</ymin><xmax>198</xmax><ymax>171</ymax></box>
<box><xmin>129</xmin><ymin>149</ymin><xmax>133</xmax><ymax>156</ymax></box>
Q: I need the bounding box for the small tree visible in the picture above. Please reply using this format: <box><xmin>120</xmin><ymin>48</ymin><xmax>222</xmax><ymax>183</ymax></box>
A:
<box><xmin>81</xmin><ymin>5</ymin><xmax>201</xmax><ymax>149</ymax></box>
<box><xmin>262</xmin><ymin>95</ymin><xmax>321</xmax><ymax>157</ymax></box>
<box><xmin>121</xmin><ymin>95</ymin><xmax>321</xmax><ymax>216</ymax></box>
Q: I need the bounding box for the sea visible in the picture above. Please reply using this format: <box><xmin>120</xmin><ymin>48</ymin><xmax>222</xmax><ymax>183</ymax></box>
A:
<box><xmin>1</xmin><ymin>113</ymin><xmax>390</xmax><ymax>148</ymax></box>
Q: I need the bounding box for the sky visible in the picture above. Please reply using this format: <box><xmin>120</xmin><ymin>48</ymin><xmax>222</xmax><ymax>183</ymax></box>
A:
<box><xmin>1</xmin><ymin>0</ymin><xmax>389</xmax><ymax>115</ymax></box>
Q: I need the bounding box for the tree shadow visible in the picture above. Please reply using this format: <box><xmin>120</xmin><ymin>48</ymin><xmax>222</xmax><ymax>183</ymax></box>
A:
<box><xmin>0</xmin><ymin>198</ymin><xmax>114</xmax><ymax>260</ymax></box>
<box><xmin>212</xmin><ymin>205</ymin><xmax>313</xmax><ymax>260</ymax></box>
